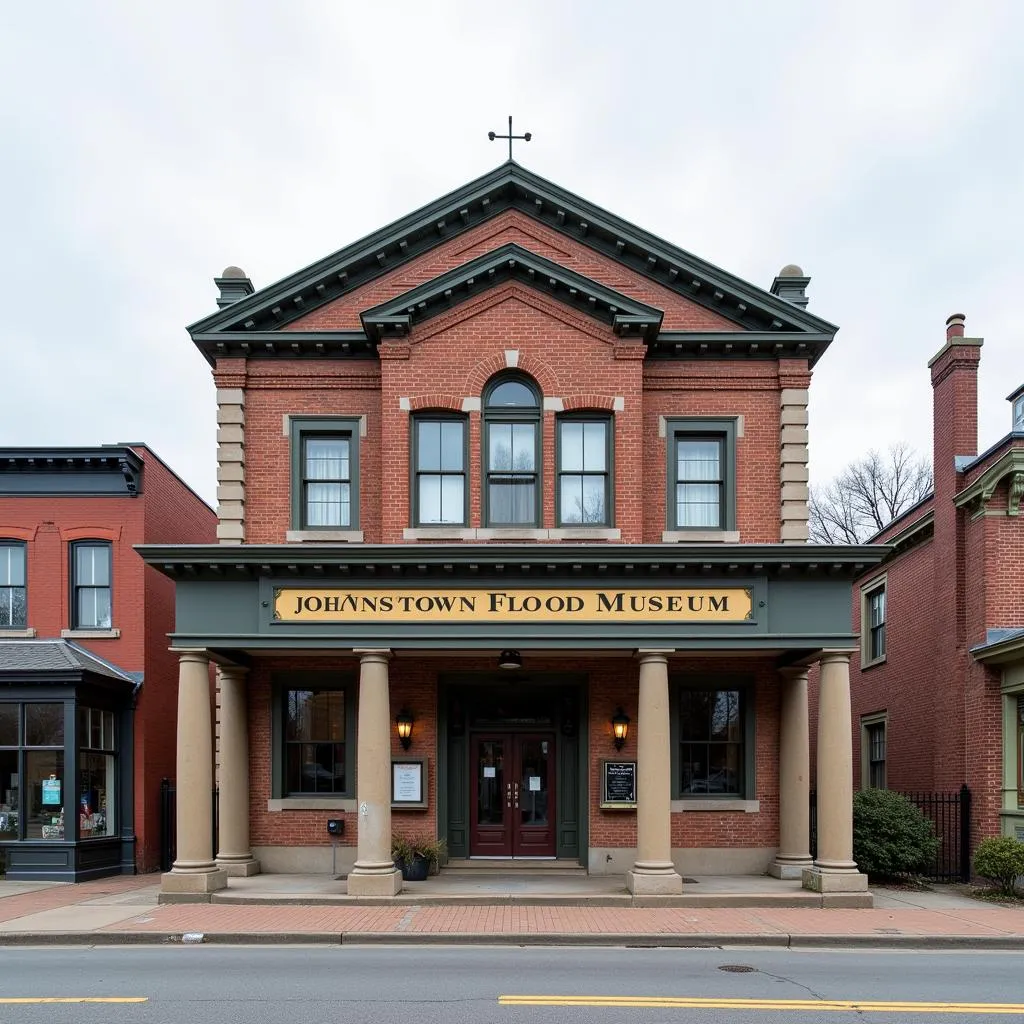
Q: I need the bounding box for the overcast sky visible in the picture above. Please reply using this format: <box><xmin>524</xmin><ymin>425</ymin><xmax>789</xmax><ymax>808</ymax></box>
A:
<box><xmin>2</xmin><ymin>1</ymin><xmax>1021</xmax><ymax>508</ymax></box>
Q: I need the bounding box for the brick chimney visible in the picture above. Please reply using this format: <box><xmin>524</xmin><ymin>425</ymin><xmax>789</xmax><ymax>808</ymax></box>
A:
<box><xmin>929</xmin><ymin>313</ymin><xmax>982</xmax><ymax>504</ymax></box>
<box><xmin>215</xmin><ymin>266</ymin><xmax>255</xmax><ymax>309</ymax></box>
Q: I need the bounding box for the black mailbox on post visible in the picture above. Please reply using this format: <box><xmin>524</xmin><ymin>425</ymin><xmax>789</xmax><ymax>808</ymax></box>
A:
<box><xmin>326</xmin><ymin>819</ymin><xmax>344</xmax><ymax>836</ymax></box>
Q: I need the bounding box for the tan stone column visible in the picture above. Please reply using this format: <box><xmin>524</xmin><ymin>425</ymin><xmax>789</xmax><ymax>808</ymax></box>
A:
<box><xmin>627</xmin><ymin>650</ymin><xmax>683</xmax><ymax>895</ymax></box>
<box><xmin>215</xmin><ymin>666</ymin><xmax>260</xmax><ymax>877</ymax></box>
<box><xmin>162</xmin><ymin>652</ymin><xmax>227</xmax><ymax>894</ymax></box>
<box><xmin>347</xmin><ymin>649</ymin><xmax>402</xmax><ymax>896</ymax></box>
<box><xmin>770</xmin><ymin>666</ymin><xmax>813</xmax><ymax>879</ymax></box>
<box><xmin>802</xmin><ymin>651</ymin><xmax>868</xmax><ymax>894</ymax></box>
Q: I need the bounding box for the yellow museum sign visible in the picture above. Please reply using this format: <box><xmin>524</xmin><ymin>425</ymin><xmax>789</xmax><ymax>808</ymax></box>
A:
<box><xmin>273</xmin><ymin>587</ymin><xmax>754</xmax><ymax>624</ymax></box>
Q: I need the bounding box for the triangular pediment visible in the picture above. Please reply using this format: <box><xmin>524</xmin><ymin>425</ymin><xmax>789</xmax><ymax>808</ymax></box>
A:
<box><xmin>189</xmin><ymin>160</ymin><xmax>837</xmax><ymax>365</ymax></box>
<box><xmin>360</xmin><ymin>243</ymin><xmax>663</xmax><ymax>343</ymax></box>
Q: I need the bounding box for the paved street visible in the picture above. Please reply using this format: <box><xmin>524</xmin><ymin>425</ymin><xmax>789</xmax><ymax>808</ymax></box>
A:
<box><xmin>1</xmin><ymin>947</ymin><xmax>1024</xmax><ymax>1023</ymax></box>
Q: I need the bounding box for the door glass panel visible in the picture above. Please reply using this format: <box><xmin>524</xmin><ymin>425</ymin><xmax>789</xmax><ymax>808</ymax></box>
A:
<box><xmin>518</xmin><ymin>738</ymin><xmax>549</xmax><ymax>827</ymax></box>
<box><xmin>477</xmin><ymin>740</ymin><xmax>504</xmax><ymax>826</ymax></box>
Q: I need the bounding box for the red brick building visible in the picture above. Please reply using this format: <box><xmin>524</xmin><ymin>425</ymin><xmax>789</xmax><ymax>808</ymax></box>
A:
<box><xmin>141</xmin><ymin>161</ymin><xmax>883</xmax><ymax>900</ymax></box>
<box><xmin>845</xmin><ymin>315</ymin><xmax>1024</xmax><ymax>849</ymax></box>
<box><xmin>0</xmin><ymin>445</ymin><xmax>216</xmax><ymax>879</ymax></box>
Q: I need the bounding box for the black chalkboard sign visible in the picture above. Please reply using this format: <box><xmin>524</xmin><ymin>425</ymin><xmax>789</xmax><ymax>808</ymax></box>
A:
<box><xmin>601</xmin><ymin>760</ymin><xmax>637</xmax><ymax>808</ymax></box>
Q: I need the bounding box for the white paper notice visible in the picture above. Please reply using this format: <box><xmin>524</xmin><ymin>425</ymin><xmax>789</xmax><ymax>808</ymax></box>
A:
<box><xmin>483</xmin><ymin>766</ymin><xmax>496</xmax><ymax>778</ymax></box>
<box><xmin>529</xmin><ymin>776</ymin><xmax>541</xmax><ymax>791</ymax></box>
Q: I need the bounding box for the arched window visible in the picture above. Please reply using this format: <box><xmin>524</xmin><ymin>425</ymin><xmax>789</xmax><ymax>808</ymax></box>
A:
<box><xmin>483</xmin><ymin>374</ymin><xmax>541</xmax><ymax>527</ymax></box>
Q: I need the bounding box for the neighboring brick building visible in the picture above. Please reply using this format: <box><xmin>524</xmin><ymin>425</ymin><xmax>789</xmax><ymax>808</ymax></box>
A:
<box><xmin>843</xmin><ymin>315</ymin><xmax>1024</xmax><ymax>849</ymax></box>
<box><xmin>0</xmin><ymin>446</ymin><xmax>216</xmax><ymax>879</ymax></box>
<box><xmin>141</xmin><ymin>160</ymin><xmax>883</xmax><ymax>900</ymax></box>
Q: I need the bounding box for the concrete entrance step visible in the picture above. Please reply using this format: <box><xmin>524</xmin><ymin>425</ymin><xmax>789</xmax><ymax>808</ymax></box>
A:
<box><xmin>443</xmin><ymin>858</ymin><xmax>587</xmax><ymax>875</ymax></box>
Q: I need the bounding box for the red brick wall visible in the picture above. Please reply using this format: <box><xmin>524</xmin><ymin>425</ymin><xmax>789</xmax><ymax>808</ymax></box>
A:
<box><xmin>248</xmin><ymin>655</ymin><xmax>781</xmax><ymax>853</ymax></box>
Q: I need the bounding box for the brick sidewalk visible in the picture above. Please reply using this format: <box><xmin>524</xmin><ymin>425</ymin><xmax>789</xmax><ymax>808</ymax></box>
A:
<box><xmin>2</xmin><ymin>875</ymin><xmax>1024</xmax><ymax>946</ymax></box>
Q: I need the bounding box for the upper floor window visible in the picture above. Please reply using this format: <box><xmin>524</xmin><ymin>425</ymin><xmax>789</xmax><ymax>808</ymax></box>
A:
<box><xmin>483</xmin><ymin>375</ymin><xmax>540</xmax><ymax>527</ymax></box>
<box><xmin>557</xmin><ymin>417</ymin><xmax>612</xmax><ymax>526</ymax></box>
<box><xmin>71</xmin><ymin>542</ymin><xmax>111</xmax><ymax>630</ymax></box>
<box><xmin>288</xmin><ymin>417</ymin><xmax>361</xmax><ymax>531</ymax></box>
<box><xmin>413</xmin><ymin>416</ymin><xmax>467</xmax><ymax>526</ymax></box>
<box><xmin>862</xmin><ymin>579</ymin><xmax>886</xmax><ymax>665</ymax></box>
<box><xmin>0</xmin><ymin>542</ymin><xmax>26</xmax><ymax>629</ymax></box>
<box><xmin>666</xmin><ymin>418</ymin><xmax>737</xmax><ymax>532</ymax></box>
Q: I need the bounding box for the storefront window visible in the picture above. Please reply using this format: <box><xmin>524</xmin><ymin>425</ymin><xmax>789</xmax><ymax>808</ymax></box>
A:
<box><xmin>26</xmin><ymin>750</ymin><xmax>65</xmax><ymax>840</ymax></box>
<box><xmin>26</xmin><ymin>703</ymin><xmax>63</xmax><ymax>746</ymax></box>
<box><xmin>78</xmin><ymin>708</ymin><xmax>116</xmax><ymax>838</ymax></box>
<box><xmin>0</xmin><ymin>748</ymin><xmax>18</xmax><ymax>840</ymax></box>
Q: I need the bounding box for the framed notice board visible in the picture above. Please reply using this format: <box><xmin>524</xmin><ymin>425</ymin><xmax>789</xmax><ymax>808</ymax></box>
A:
<box><xmin>601</xmin><ymin>759</ymin><xmax>637</xmax><ymax>809</ymax></box>
<box><xmin>391</xmin><ymin>757</ymin><xmax>428</xmax><ymax>809</ymax></box>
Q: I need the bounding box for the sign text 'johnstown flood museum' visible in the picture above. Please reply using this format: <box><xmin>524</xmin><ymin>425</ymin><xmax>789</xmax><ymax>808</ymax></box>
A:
<box><xmin>141</xmin><ymin>160</ymin><xmax>883</xmax><ymax>899</ymax></box>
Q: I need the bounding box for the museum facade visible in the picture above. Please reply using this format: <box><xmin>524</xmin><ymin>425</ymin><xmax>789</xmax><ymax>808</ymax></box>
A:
<box><xmin>140</xmin><ymin>161</ymin><xmax>883</xmax><ymax>897</ymax></box>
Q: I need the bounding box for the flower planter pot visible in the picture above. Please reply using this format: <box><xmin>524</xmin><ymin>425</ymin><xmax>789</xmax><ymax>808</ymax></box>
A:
<box><xmin>399</xmin><ymin>854</ymin><xmax>429</xmax><ymax>882</ymax></box>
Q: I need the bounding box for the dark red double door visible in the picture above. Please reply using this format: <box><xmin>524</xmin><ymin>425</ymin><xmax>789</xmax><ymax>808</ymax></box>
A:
<box><xmin>470</xmin><ymin>733</ymin><xmax>555</xmax><ymax>857</ymax></box>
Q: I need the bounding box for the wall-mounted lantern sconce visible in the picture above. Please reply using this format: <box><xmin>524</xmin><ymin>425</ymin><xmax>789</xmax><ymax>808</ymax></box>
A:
<box><xmin>498</xmin><ymin>649</ymin><xmax>522</xmax><ymax>670</ymax></box>
<box><xmin>611</xmin><ymin>707</ymin><xmax>630</xmax><ymax>751</ymax></box>
<box><xmin>396</xmin><ymin>708</ymin><xmax>414</xmax><ymax>751</ymax></box>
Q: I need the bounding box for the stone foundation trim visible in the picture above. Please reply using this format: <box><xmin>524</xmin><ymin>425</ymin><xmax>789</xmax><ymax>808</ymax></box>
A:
<box><xmin>216</xmin><ymin>856</ymin><xmax>261</xmax><ymax>877</ymax></box>
<box><xmin>627</xmin><ymin>867</ymin><xmax>684</xmax><ymax>895</ymax></box>
<box><xmin>346</xmin><ymin>865</ymin><xmax>403</xmax><ymax>896</ymax></box>
<box><xmin>160</xmin><ymin>867</ymin><xmax>228</xmax><ymax>894</ymax></box>
<box><xmin>769</xmin><ymin>858</ymin><xmax>813</xmax><ymax>880</ymax></box>
<box><xmin>801</xmin><ymin>866</ymin><xmax>869</xmax><ymax>893</ymax></box>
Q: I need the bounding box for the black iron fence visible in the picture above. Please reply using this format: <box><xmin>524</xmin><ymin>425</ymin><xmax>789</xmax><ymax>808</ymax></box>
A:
<box><xmin>159</xmin><ymin>779</ymin><xmax>219</xmax><ymax>873</ymax></box>
<box><xmin>810</xmin><ymin>785</ymin><xmax>971</xmax><ymax>882</ymax></box>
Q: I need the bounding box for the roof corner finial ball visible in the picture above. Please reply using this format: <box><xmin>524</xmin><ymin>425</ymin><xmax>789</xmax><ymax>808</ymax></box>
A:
<box><xmin>221</xmin><ymin>266</ymin><xmax>247</xmax><ymax>279</ymax></box>
<box><xmin>778</xmin><ymin>264</ymin><xmax>804</xmax><ymax>278</ymax></box>
<box><xmin>524</xmin><ymin>132</ymin><xmax>532</xmax><ymax>142</ymax></box>
<box><xmin>488</xmin><ymin>132</ymin><xmax>496</xmax><ymax>141</ymax></box>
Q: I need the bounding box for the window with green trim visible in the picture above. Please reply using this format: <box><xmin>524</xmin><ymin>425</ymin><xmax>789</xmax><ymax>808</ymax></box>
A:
<box><xmin>483</xmin><ymin>375</ymin><xmax>541</xmax><ymax>527</ymax></box>
<box><xmin>666</xmin><ymin>418</ymin><xmax>737</xmax><ymax>531</ymax></box>
<box><xmin>289</xmin><ymin>417</ymin><xmax>361</xmax><ymax>530</ymax></box>
<box><xmin>271</xmin><ymin>673</ymin><xmax>356</xmax><ymax>799</ymax></box>
<box><xmin>413</xmin><ymin>416</ymin><xmax>467</xmax><ymax>526</ymax></box>
<box><xmin>71</xmin><ymin>542</ymin><xmax>112</xmax><ymax>629</ymax></box>
<box><xmin>672</xmin><ymin>679</ymin><xmax>753</xmax><ymax>799</ymax></box>
<box><xmin>557</xmin><ymin>416</ymin><xmax>612</xmax><ymax>526</ymax></box>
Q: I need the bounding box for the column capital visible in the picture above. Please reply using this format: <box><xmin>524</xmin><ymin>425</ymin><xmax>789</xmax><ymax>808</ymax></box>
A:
<box><xmin>636</xmin><ymin>649</ymin><xmax>674</xmax><ymax>663</ymax></box>
<box><xmin>778</xmin><ymin>664</ymin><xmax>811</xmax><ymax>681</ymax></box>
<box><xmin>172</xmin><ymin>649</ymin><xmax>210</xmax><ymax>666</ymax></box>
<box><xmin>217</xmin><ymin>663</ymin><xmax>250</xmax><ymax>680</ymax></box>
<box><xmin>354</xmin><ymin>648</ymin><xmax>392</xmax><ymax>664</ymax></box>
<box><xmin>818</xmin><ymin>650</ymin><xmax>855</xmax><ymax>667</ymax></box>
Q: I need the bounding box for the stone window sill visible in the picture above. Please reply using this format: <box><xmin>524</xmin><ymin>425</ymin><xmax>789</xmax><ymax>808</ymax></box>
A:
<box><xmin>285</xmin><ymin>530</ymin><xmax>364</xmax><ymax>543</ymax></box>
<box><xmin>403</xmin><ymin>527</ymin><xmax>621</xmax><ymax>541</ymax></box>
<box><xmin>861</xmin><ymin>655</ymin><xmax>887</xmax><ymax>670</ymax></box>
<box><xmin>662</xmin><ymin>530</ymin><xmax>741</xmax><ymax>543</ymax></box>
<box><xmin>267</xmin><ymin>798</ymin><xmax>358</xmax><ymax>812</ymax></box>
<box><xmin>671</xmin><ymin>799</ymin><xmax>760</xmax><ymax>813</ymax></box>
<box><xmin>0</xmin><ymin>628</ymin><xmax>36</xmax><ymax>638</ymax></box>
<box><xmin>61</xmin><ymin>629</ymin><xmax>121</xmax><ymax>639</ymax></box>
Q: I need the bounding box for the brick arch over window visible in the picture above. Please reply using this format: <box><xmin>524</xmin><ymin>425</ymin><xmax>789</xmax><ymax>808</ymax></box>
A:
<box><xmin>562</xmin><ymin>395</ymin><xmax>618</xmax><ymax>412</ymax></box>
<box><xmin>465</xmin><ymin>352</ymin><xmax>559</xmax><ymax>397</ymax></box>
<box><xmin>407</xmin><ymin>395</ymin><xmax>464</xmax><ymax>413</ymax></box>
<box><xmin>59</xmin><ymin>526</ymin><xmax>121</xmax><ymax>543</ymax></box>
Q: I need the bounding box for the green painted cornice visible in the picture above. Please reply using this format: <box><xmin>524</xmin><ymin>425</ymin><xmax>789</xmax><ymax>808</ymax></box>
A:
<box><xmin>188</xmin><ymin>161</ymin><xmax>837</xmax><ymax>365</ymax></box>
<box><xmin>953</xmin><ymin>447</ymin><xmax>1024</xmax><ymax>518</ymax></box>
<box><xmin>360</xmin><ymin>243</ymin><xmax>663</xmax><ymax>343</ymax></box>
<box><xmin>137</xmin><ymin>542</ymin><xmax>885</xmax><ymax>582</ymax></box>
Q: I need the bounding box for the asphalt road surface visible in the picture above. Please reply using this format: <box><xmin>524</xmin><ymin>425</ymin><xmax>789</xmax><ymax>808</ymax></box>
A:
<box><xmin>1</xmin><ymin>945</ymin><xmax>1023</xmax><ymax>1023</ymax></box>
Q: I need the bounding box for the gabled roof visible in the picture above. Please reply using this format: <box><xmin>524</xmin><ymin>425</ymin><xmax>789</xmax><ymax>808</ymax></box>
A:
<box><xmin>0</xmin><ymin>639</ymin><xmax>139</xmax><ymax>686</ymax></box>
<box><xmin>360</xmin><ymin>242</ymin><xmax>663</xmax><ymax>343</ymax></box>
<box><xmin>189</xmin><ymin>161</ymin><xmax>837</xmax><ymax>365</ymax></box>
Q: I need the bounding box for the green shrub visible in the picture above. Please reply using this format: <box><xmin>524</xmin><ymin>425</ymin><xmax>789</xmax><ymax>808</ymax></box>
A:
<box><xmin>852</xmin><ymin>789</ymin><xmax>939</xmax><ymax>878</ymax></box>
<box><xmin>973</xmin><ymin>836</ymin><xmax>1024</xmax><ymax>897</ymax></box>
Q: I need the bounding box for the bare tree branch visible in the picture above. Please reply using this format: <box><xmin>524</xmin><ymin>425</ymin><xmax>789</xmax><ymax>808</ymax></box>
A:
<box><xmin>808</xmin><ymin>443</ymin><xmax>933</xmax><ymax>544</ymax></box>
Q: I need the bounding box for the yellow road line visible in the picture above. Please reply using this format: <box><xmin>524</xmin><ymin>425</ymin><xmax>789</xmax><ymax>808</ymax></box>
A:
<box><xmin>0</xmin><ymin>998</ymin><xmax>148</xmax><ymax>1004</ymax></box>
<box><xmin>499</xmin><ymin>994</ymin><xmax>1024</xmax><ymax>1014</ymax></box>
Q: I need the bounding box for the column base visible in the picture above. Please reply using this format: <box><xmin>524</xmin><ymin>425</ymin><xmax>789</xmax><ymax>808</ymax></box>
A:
<box><xmin>769</xmin><ymin>857</ymin><xmax>814</xmax><ymax>880</ymax></box>
<box><xmin>161</xmin><ymin>867</ymin><xmax>228</xmax><ymax>894</ymax></box>
<box><xmin>801</xmin><ymin>866</ymin><xmax>868</xmax><ymax>893</ymax></box>
<box><xmin>346</xmin><ymin>866</ymin><xmax>403</xmax><ymax>896</ymax></box>
<box><xmin>627</xmin><ymin>867</ymin><xmax>684</xmax><ymax>895</ymax></box>
<box><xmin>216</xmin><ymin>856</ymin><xmax>261</xmax><ymax>878</ymax></box>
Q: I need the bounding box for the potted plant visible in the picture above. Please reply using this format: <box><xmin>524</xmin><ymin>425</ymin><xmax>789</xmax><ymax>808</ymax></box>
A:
<box><xmin>392</xmin><ymin>834</ymin><xmax>446</xmax><ymax>881</ymax></box>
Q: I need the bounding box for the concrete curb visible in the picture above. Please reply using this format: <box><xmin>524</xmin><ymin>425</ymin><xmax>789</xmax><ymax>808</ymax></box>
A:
<box><xmin>0</xmin><ymin>931</ymin><xmax>1021</xmax><ymax>949</ymax></box>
